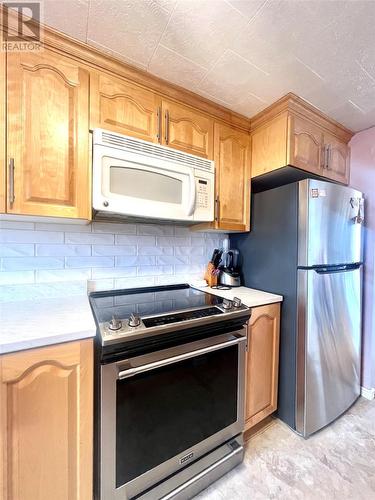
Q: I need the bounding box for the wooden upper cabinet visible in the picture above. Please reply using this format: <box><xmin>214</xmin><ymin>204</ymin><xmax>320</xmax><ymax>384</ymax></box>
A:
<box><xmin>214</xmin><ymin>123</ymin><xmax>251</xmax><ymax>231</ymax></box>
<box><xmin>7</xmin><ymin>48</ymin><xmax>90</xmax><ymax>218</ymax></box>
<box><xmin>161</xmin><ymin>100</ymin><xmax>214</xmax><ymax>159</ymax></box>
<box><xmin>0</xmin><ymin>49</ymin><xmax>5</xmax><ymax>214</ymax></box>
<box><xmin>0</xmin><ymin>340</ymin><xmax>93</xmax><ymax>500</ymax></box>
<box><xmin>90</xmin><ymin>73</ymin><xmax>161</xmax><ymax>143</ymax></box>
<box><xmin>323</xmin><ymin>132</ymin><xmax>350</xmax><ymax>184</ymax></box>
<box><xmin>288</xmin><ymin>114</ymin><xmax>324</xmax><ymax>175</ymax></box>
<box><xmin>251</xmin><ymin>94</ymin><xmax>353</xmax><ymax>185</ymax></box>
<box><xmin>245</xmin><ymin>302</ymin><xmax>280</xmax><ymax>431</ymax></box>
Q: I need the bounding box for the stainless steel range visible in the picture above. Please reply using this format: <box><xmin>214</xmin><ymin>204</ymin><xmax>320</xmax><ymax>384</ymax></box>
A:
<box><xmin>89</xmin><ymin>284</ymin><xmax>251</xmax><ymax>500</ymax></box>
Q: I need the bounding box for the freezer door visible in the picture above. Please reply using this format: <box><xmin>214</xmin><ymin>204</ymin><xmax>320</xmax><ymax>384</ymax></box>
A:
<box><xmin>296</xmin><ymin>266</ymin><xmax>361</xmax><ymax>437</ymax></box>
<box><xmin>298</xmin><ymin>180</ymin><xmax>364</xmax><ymax>267</ymax></box>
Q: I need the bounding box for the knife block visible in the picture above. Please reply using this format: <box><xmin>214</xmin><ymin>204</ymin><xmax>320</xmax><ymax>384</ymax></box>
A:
<box><xmin>204</xmin><ymin>262</ymin><xmax>218</xmax><ymax>287</ymax></box>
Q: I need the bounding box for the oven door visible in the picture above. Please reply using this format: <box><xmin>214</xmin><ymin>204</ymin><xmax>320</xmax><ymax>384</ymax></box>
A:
<box><xmin>100</xmin><ymin>330</ymin><xmax>246</xmax><ymax>499</ymax></box>
<box><xmin>93</xmin><ymin>145</ymin><xmax>196</xmax><ymax>221</ymax></box>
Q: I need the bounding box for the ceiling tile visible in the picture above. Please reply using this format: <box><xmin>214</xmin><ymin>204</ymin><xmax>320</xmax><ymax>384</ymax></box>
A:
<box><xmin>160</xmin><ymin>0</ymin><xmax>248</xmax><ymax>69</ymax></box>
<box><xmin>87</xmin><ymin>0</ymin><xmax>172</xmax><ymax>66</ymax></box>
<box><xmin>86</xmin><ymin>38</ymin><xmax>148</xmax><ymax>70</ymax></box>
<box><xmin>329</xmin><ymin>101</ymin><xmax>366</xmax><ymax>132</ymax></box>
<box><xmin>226</xmin><ymin>0</ymin><xmax>266</xmax><ymax>21</ymax></box>
<box><xmin>40</xmin><ymin>0</ymin><xmax>89</xmax><ymax>41</ymax></box>
<box><xmin>148</xmin><ymin>44</ymin><xmax>207</xmax><ymax>89</ymax></box>
<box><xmin>298</xmin><ymin>85</ymin><xmax>348</xmax><ymax>116</ymax></box>
<box><xmin>198</xmin><ymin>49</ymin><xmax>280</xmax><ymax>107</ymax></box>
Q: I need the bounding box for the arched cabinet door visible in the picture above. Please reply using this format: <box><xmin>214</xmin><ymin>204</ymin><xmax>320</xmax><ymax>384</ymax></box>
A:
<box><xmin>6</xmin><ymin>48</ymin><xmax>90</xmax><ymax>218</ymax></box>
<box><xmin>0</xmin><ymin>340</ymin><xmax>93</xmax><ymax>500</ymax></box>
<box><xmin>161</xmin><ymin>100</ymin><xmax>214</xmax><ymax>159</ymax></box>
<box><xmin>323</xmin><ymin>132</ymin><xmax>350</xmax><ymax>184</ymax></box>
<box><xmin>90</xmin><ymin>72</ymin><xmax>161</xmax><ymax>143</ymax></box>
<box><xmin>288</xmin><ymin>115</ymin><xmax>324</xmax><ymax>175</ymax></box>
<box><xmin>245</xmin><ymin>303</ymin><xmax>281</xmax><ymax>430</ymax></box>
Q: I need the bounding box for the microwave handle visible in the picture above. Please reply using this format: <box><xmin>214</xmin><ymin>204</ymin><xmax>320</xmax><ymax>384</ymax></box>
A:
<box><xmin>186</xmin><ymin>172</ymin><xmax>196</xmax><ymax>216</ymax></box>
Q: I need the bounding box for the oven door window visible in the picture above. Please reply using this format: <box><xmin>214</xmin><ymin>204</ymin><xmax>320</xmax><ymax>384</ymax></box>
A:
<box><xmin>109</xmin><ymin>166</ymin><xmax>183</xmax><ymax>204</ymax></box>
<box><xmin>115</xmin><ymin>345</ymin><xmax>238</xmax><ymax>488</ymax></box>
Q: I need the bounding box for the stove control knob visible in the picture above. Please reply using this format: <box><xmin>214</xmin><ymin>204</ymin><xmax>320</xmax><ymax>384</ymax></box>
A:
<box><xmin>128</xmin><ymin>313</ymin><xmax>141</xmax><ymax>328</ymax></box>
<box><xmin>109</xmin><ymin>316</ymin><xmax>122</xmax><ymax>331</ymax></box>
<box><xmin>222</xmin><ymin>299</ymin><xmax>233</xmax><ymax>310</ymax></box>
<box><xmin>233</xmin><ymin>297</ymin><xmax>242</xmax><ymax>308</ymax></box>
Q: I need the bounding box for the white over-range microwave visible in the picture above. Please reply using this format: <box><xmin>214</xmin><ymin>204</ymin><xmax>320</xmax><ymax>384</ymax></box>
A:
<box><xmin>92</xmin><ymin>129</ymin><xmax>215</xmax><ymax>223</ymax></box>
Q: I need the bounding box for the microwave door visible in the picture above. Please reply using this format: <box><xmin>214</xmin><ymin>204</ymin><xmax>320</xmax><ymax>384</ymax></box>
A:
<box><xmin>97</xmin><ymin>155</ymin><xmax>195</xmax><ymax>221</ymax></box>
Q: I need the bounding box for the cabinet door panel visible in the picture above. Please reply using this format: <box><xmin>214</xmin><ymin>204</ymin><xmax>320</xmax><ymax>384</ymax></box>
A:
<box><xmin>215</xmin><ymin>123</ymin><xmax>251</xmax><ymax>231</ymax></box>
<box><xmin>0</xmin><ymin>50</ymin><xmax>5</xmax><ymax>213</ymax></box>
<box><xmin>289</xmin><ymin>114</ymin><xmax>323</xmax><ymax>175</ymax></box>
<box><xmin>324</xmin><ymin>132</ymin><xmax>350</xmax><ymax>184</ymax></box>
<box><xmin>7</xmin><ymin>50</ymin><xmax>90</xmax><ymax>218</ymax></box>
<box><xmin>162</xmin><ymin>100</ymin><xmax>213</xmax><ymax>159</ymax></box>
<box><xmin>245</xmin><ymin>303</ymin><xmax>280</xmax><ymax>430</ymax></box>
<box><xmin>0</xmin><ymin>340</ymin><xmax>93</xmax><ymax>500</ymax></box>
<box><xmin>91</xmin><ymin>73</ymin><xmax>160</xmax><ymax>142</ymax></box>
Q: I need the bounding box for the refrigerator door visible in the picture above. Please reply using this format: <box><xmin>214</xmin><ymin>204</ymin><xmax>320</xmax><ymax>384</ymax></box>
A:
<box><xmin>296</xmin><ymin>266</ymin><xmax>361</xmax><ymax>437</ymax></box>
<box><xmin>298</xmin><ymin>180</ymin><xmax>364</xmax><ymax>267</ymax></box>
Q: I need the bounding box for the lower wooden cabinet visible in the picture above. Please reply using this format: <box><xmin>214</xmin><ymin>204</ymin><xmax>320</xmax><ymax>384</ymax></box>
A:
<box><xmin>244</xmin><ymin>302</ymin><xmax>280</xmax><ymax>430</ymax></box>
<box><xmin>0</xmin><ymin>339</ymin><xmax>93</xmax><ymax>500</ymax></box>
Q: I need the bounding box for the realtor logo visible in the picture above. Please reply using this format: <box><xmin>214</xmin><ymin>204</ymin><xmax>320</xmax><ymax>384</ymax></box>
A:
<box><xmin>1</xmin><ymin>1</ymin><xmax>42</xmax><ymax>51</ymax></box>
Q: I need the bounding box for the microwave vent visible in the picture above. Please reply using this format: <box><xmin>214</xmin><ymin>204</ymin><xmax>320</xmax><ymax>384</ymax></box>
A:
<box><xmin>100</xmin><ymin>131</ymin><xmax>213</xmax><ymax>172</ymax></box>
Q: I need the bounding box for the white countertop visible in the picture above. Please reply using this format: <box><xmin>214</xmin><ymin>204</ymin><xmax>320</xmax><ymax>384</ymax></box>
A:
<box><xmin>192</xmin><ymin>285</ymin><xmax>283</xmax><ymax>307</ymax></box>
<box><xmin>0</xmin><ymin>295</ymin><xmax>96</xmax><ymax>355</ymax></box>
<box><xmin>0</xmin><ymin>285</ymin><xmax>282</xmax><ymax>355</ymax></box>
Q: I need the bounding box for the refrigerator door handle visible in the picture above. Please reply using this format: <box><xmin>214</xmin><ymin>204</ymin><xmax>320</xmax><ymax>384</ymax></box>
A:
<box><xmin>314</xmin><ymin>263</ymin><xmax>362</xmax><ymax>274</ymax></box>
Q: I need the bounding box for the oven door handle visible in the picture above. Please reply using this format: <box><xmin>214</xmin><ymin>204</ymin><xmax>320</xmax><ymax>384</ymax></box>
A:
<box><xmin>118</xmin><ymin>336</ymin><xmax>246</xmax><ymax>380</ymax></box>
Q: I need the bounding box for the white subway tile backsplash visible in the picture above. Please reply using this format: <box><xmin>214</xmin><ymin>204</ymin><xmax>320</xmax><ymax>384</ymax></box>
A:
<box><xmin>36</xmin><ymin>269</ymin><xmax>91</xmax><ymax>283</ymax></box>
<box><xmin>91</xmin><ymin>267</ymin><xmax>137</xmax><ymax>279</ymax></box>
<box><xmin>137</xmin><ymin>224</ymin><xmax>174</xmax><ymax>236</ymax></box>
<box><xmin>138</xmin><ymin>246</ymin><xmax>173</xmax><ymax>256</ymax></box>
<box><xmin>36</xmin><ymin>244</ymin><xmax>91</xmax><ymax>256</ymax></box>
<box><xmin>157</xmin><ymin>236</ymin><xmax>191</xmax><ymax>246</ymax></box>
<box><xmin>65</xmin><ymin>256</ymin><xmax>114</xmax><ymax>268</ymax></box>
<box><xmin>0</xmin><ymin>244</ymin><xmax>34</xmax><ymax>257</ymax></box>
<box><xmin>115</xmin><ymin>235</ymin><xmax>156</xmax><ymax>246</ymax></box>
<box><xmin>0</xmin><ymin>229</ymin><xmax>64</xmax><ymax>243</ymax></box>
<box><xmin>137</xmin><ymin>265</ymin><xmax>173</xmax><ymax>276</ymax></box>
<box><xmin>0</xmin><ymin>221</ymin><xmax>227</xmax><ymax>290</ymax></box>
<box><xmin>92</xmin><ymin>222</ymin><xmax>137</xmax><ymax>234</ymax></box>
<box><xmin>0</xmin><ymin>271</ymin><xmax>35</xmax><ymax>285</ymax></box>
<box><xmin>115</xmin><ymin>255</ymin><xmax>156</xmax><ymax>266</ymax></box>
<box><xmin>65</xmin><ymin>232</ymin><xmax>114</xmax><ymax>244</ymax></box>
<box><xmin>1</xmin><ymin>257</ymin><xmax>65</xmax><ymax>271</ymax></box>
<box><xmin>156</xmin><ymin>255</ymin><xmax>189</xmax><ymax>265</ymax></box>
<box><xmin>35</xmin><ymin>222</ymin><xmax>92</xmax><ymax>232</ymax></box>
<box><xmin>92</xmin><ymin>245</ymin><xmax>136</xmax><ymax>256</ymax></box>
<box><xmin>0</xmin><ymin>220</ymin><xmax>35</xmax><ymax>230</ymax></box>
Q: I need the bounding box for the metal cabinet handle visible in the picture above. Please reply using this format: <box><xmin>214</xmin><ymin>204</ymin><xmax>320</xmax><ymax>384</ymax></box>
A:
<box><xmin>8</xmin><ymin>158</ymin><xmax>15</xmax><ymax>206</ymax></box>
<box><xmin>165</xmin><ymin>109</ymin><xmax>169</xmax><ymax>144</ymax></box>
<box><xmin>156</xmin><ymin>106</ymin><xmax>161</xmax><ymax>143</ymax></box>
<box><xmin>214</xmin><ymin>195</ymin><xmax>220</xmax><ymax>221</ymax></box>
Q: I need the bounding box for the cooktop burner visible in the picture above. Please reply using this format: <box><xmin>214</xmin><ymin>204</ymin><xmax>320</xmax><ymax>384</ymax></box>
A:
<box><xmin>89</xmin><ymin>283</ymin><xmax>249</xmax><ymax>347</ymax></box>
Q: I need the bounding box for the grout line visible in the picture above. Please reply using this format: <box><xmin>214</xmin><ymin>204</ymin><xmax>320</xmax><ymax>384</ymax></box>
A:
<box><xmin>146</xmin><ymin>1</ymin><xmax>178</xmax><ymax>69</ymax></box>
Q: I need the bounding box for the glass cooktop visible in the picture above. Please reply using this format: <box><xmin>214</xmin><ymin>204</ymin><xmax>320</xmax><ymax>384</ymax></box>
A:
<box><xmin>89</xmin><ymin>284</ymin><xmax>224</xmax><ymax>324</ymax></box>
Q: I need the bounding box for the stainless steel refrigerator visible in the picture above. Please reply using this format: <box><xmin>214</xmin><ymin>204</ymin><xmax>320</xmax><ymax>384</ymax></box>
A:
<box><xmin>231</xmin><ymin>179</ymin><xmax>364</xmax><ymax>437</ymax></box>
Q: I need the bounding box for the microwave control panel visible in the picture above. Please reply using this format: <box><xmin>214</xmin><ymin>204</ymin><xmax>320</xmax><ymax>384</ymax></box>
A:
<box><xmin>196</xmin><ymin>178</ymin><xmax>210</xmax><ymax>208</ymax></box>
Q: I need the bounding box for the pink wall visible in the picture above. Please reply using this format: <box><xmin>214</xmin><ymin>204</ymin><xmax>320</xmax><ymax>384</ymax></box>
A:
<box><xmin>350</xmin><ymin>127</ymin><xmax>375</xmax><ymax>390</ymax></box>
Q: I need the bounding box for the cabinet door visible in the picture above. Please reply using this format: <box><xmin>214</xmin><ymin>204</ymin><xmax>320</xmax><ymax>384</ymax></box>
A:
<box><xmin>90</xmin><ymin>73</ymin><xmax>161</xmax><ymax>142</ymax></box>
<box><xmin>162</xmin><ymin>100</ymin><xmax>213</xmax><ymax>159</ymax></box>
<box><xmin>323</xmin><ymin>132</ymin><xmax>350</xmax><ymax>184</ymax></box>
<box><xmin>7</xmin><ymin>49</ymin><xmax>90</xmax><ymax>218</ymax></box>
<box><xmin>214</xmin><ymin>123</ymin><xmax>251</xmax><ymax>231</ymax></box>
<box><xmin>245</xmin><ymin>303</ymin><xmax>280</xmax><ymax>430</ymax></box>
<box><xmin>0</xmin><ymin>340</ymin><xmax>93</xmax><ymax>500</ymax></box>
<box><xmin>288</xmin><ymin>114</ymin><xmax>324</xmax><ymax>175</ymax></box>
<box><xmin>0</xmin><ymin>49</ymin><xmax>5</xmax><ymax>213</ymax></box>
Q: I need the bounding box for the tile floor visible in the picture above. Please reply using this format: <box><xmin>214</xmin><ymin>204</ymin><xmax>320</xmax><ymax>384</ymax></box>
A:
<box><xmin>196</xmin><ymin>397</ymin><xmax>375</xmax><ymax>499</ymax></box>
